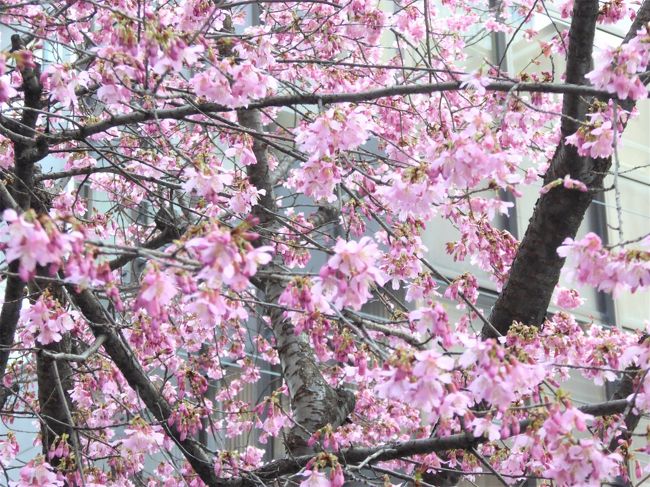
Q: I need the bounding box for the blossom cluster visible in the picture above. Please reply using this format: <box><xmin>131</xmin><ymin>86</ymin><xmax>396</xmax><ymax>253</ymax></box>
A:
<box><xmin>19</xmin><ymin>293</ymin><xmax>76</xmax><ymax>346</ymax></box>
<box><xmin>10</xmin><ymin>460</ymin><xmax>63</xmax><ymax>487</ymax></box>
<box><xmin>0</xmin><ymin>51</ymin><xmax>16</xmax><ymax>103</ymax></box>
<box><xmin>184</xmin><ymin>222</ymin><xmax>274</xmax><ymax>291</ymax></box>
<box><xmin>1</xmin><ymin>210</ymin><xmax>70</xmax><ymax>281</ymax></box>
<box><xmin>316</xmin><ymin>237</ymin><xmax>386</xmax><ymax>310</ymax></box>
<box><xmin>190</xmin><ymin>59</ymin><xmax>276</xmax><ymax>108</ymax></box>
<box><xmin>586</xmin><ymin>26</ymin><xmax>650</xmax><ymax>100</ymax></box>
<box><xmin>565</xmin><ymin>102</ymin><xmax>628</xmax><ymax>159</ymax></box>
<box><xmin>558</xmin><ymin>232</ymin><xmax>650</xmax><ymax>296</ymax></box>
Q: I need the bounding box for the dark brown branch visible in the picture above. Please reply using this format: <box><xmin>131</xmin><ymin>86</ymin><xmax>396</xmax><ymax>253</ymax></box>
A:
<box><xmin>37</xmin><ymin>339</ymin><xmax>75</xmax><ymax>469</ymax></box>
<box><xmin>0</xmin><ymin>34</ymin><xmax>47</xmax><ymax>408</ymax></box>
<box><xmin>237</xmin><ymin>109</ymin><xmax>277</xmax><ymax>224</ymax></box>
<box><xmin>217</xmin><ymin>398</ymin><xmax>630</xmax><ymax>487</ymax></box>
<box><xmin>50</xmin><ymin>81</ymin><xmax>621</xmax><ymax>144</ymax></box>
<box><xmin>69</xmin><ymin>288</ymin><xmax>221</xmax><ymax>486</ymax></box>
<box><xmin>482</xmin><ymin>0</ymin><xmax>650</xmax><ymax>338</ymax></box>
<box><xmin>608</xmin><ymin>334</ymin><xmax>650</xmax><ymax>460</ymax></box>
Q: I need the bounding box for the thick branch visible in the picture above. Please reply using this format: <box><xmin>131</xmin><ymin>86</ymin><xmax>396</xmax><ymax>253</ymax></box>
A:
<box><xmin>37</xmin><ymin>339</ymin><xmax>75</xmax><ymax>468</ymax></box>
<box><xmin>237</xmin><ymin>107</ymin><xmax>354</xmax><ymax>454</ymax></box>
<box><xmin>69</xmin><ymin>288</ymin><xmax>220</xmax><ymax>486</ymax></box>
<box><xmin>218</xmin><ymin>398</ymin><xmax>629</xmax><ymax>487</ymax></box>
<box><xmin>482</xmin><ymin>0</ymin><xmax>650</xmax><ymax>338</ymax></box>
<box><xmin>0</xmin><ymin>35</ymin><xmax>47</xmax><ymax>407</ymax></box>
<box><xmin>50</xmin><ymin>81</ymin><xmax>620</xmax><ymax>144</ymax></box>
<box><xmin>40</xmin><ymin>335</ymin><xmax>107</xmax><ymax>362</ymax></box>
<box><xmin>237</xmin><ymin>110</ymin><xmax>277</xmax><ymax>224</ymax></box>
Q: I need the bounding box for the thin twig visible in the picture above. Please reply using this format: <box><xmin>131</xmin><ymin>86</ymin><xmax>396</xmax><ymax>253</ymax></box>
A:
<box><xmin>52</xmin><ymin>360</ymin><xmax>86</xmax><ymax>487</ymax></box>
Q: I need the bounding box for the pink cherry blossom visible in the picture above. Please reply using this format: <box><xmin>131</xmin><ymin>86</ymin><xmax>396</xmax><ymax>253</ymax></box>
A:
<box><xmin>182</xmin><ymin>165</ymin><xmax>234</xmax><ymax>203</ymax></box>
<box><xmin>585</xmin><ymin>27</ymin><xmax>650</xmax><ymax>100</ymax></box>
<box><xmin>120</xmin><ymin>423</ymin><xmax>166</xmax><ymax>455</ymax></box>
<box><xmin>558</xmin><ymin>233</ymin><xmax>650</xmax><ymax>296</ymax></box>
<box><xmin>40</xmin><ymin>64</ymin><xmax>89</xmax><ymax>108</ymax></box>
<box><xmin>0</xmin><ymin>73</ymin><xmax>16</xmax><ymax>103</ymax></box>
<box><xmin>135</xmin><ymin>264</ymin><xmax>177</xmax><ymax>319</ymax></box>
<box><xmin>295</xmin><ymin>106</ymin><xmax>373</xmax><ymax>158</ymax></box>
<box><xmin>409</xmin><ymin>304</ymin><xmax>453</xmax><ymax>346</ymax></box>
<box><xmin>152</xmin><ymin>40</ymin><xmax>203</xmax><ymax>74</ymax></box>
<box><xmin>20</xmin><ymin>294</ymin><xmax>75</xmax><ymax>345</ymax></box>
<box><xmin>0</xmin><ymin>433</ymin><xmax>18</xmax><ymax>468</ymax></box>
<box><xmin>460</xmin><ymin>70</ymin><xmax>491</xmax><ymax>96</ymax></box>
<box><xmin>287</xmin><ymin>157</ymin><xmax>342</xmax><ymax>204</ymax></box>
<box><xmin>317</xmin><ymin>237</ymin><xmax>386</xmax><ymax>310</ymax></box>
<box><xmin>190</xmin><ymin>65</ymin><xmax>234</xmax><ymax>105</ymax></box>
<box><xmin>299</xmin><ymin>469</ymin><xmax>331</xmax><ymax>487</ymax></box>
<box><xmin>1</xmin><ymin>210</ymin><xmax>70</xmax><ymax>281</ymax></box>
<box><xmin>554</xmin><ymin>287</ymin><xmax>585</xmax><ymax>309</ymax></box>
<box><xmin>10</xmin><ymin>461</ymin><xmax>63</xmax><ymax>487</ymax></box>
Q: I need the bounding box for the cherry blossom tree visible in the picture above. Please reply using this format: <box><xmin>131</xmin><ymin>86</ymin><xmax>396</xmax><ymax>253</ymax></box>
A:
<box><xmin>0</xmin><ymin>0</ymin><xmax>648</xmax><ymax>486</ymax></box>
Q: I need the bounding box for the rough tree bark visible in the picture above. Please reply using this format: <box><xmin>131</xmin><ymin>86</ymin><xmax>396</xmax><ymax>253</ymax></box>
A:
<box><xmin>236</xmin><ymin>107</ymin><xmax>355</xmax><ymax>455</ymax></box>
<box><xmin>483</xmin><ymin>0</ymin><xmax>600</xmax><ymax>338</ymax></box>
<box><xmin>36</xmin><ymin>338</ymin><xmax>75</xmax><ymax>469</ymax></box>
<box><xmin>0</xmin><ymin>34</ymin><xmax>49</xmax><ymax>409</ymax></box>
<box><xmin>483</xmin><ymin>0</ymin><xmax>650</xmax><ymax>337</ymax></box>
